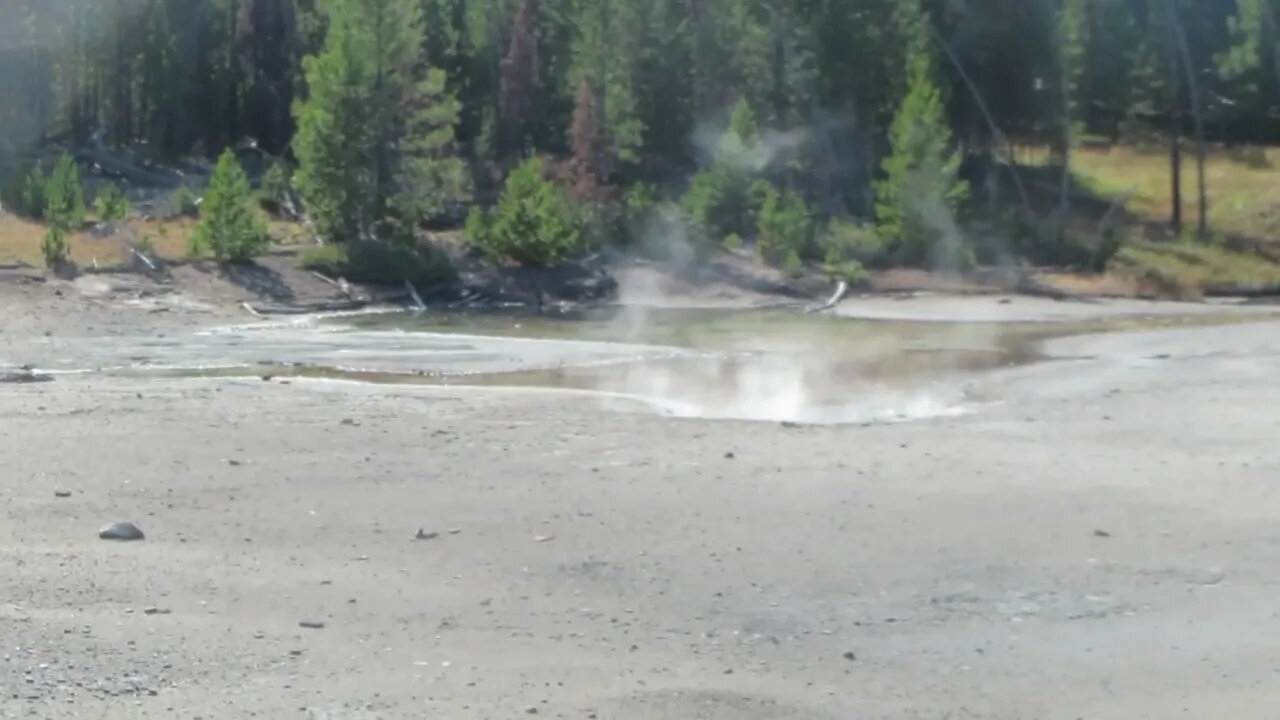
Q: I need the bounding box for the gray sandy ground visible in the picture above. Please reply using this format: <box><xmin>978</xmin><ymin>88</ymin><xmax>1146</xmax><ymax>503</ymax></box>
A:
<box><xmin>3</xmin><ymin>277</ymin><xmax>1280</xmax><ymax>718</ymax></box>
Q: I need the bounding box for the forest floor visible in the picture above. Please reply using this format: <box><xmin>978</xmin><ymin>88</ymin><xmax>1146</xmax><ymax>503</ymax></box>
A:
<box><xmin>3</xmin><ymin>258</ymin><xmax>1280</xmax><ymax>718</ymax></box>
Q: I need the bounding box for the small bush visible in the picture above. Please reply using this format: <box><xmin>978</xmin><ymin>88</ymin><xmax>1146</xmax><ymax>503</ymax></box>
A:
<box><xmin>298</xmin><ymin>241</ymin><xmax>454</xmax><ymax>288</ymax></box>
<box><xmin>0</xmin><ymin>165</ymin><xmax>47</xmax><ymax>219</ymax></box>
<box><xmin>681</xmin><ymin>167</ymin><xmax>748</xmax><ymax>254</ymax></box>
<box><xmin>41</xmin><ymin>225</ymin><xmax>69</xmax><ymax>268</ymax></box>
<box><xmin>722</xmin><ymin>232</ymin><xmax>743</xmax><ymax>250</ymax></box>
<box><xmin>18</xmin><ymin>166</ymin><xmax>48</xmax><ymax>219</ymax></box>
<box><xmin>172</xmin><ymin>186</ymin><xmax>200</xmax><ymax>217</ymax></box>
<box><xmin>259</xmin><ymin>161</ymin><xmax>292</xmax><ymax>213</ymax></box>
<box><xmin>190</xmin><ymin>149</ymin><xmax>269</xmax><ymax>261</ymax></box>
<box><xmin>94</xmin><ymin>184</ymin><xmax>131</xmax><ymax>222</ymax></box>
<box><xmin>825</xmin><ymin>259</ymin><xmax>869</xmax><ymax>286</ymax></box>
<box><xmin>624</xmin><ymin>183</ymin><xmax>659</xmax><ymax>217</ymax></box>
<box><xmin>782</xmin><ymin>248</ymin><xmax>804</xmax><ymax>278</ymax></box>
<box><xmin>756</xmin><ymin>185</ymin><xmax>815</xmax><ymax>267</ymax></box>
<box><xmin>822</xmin><ymin>219</ymin><xmax>892</xmax><ymax>269</ymax></box>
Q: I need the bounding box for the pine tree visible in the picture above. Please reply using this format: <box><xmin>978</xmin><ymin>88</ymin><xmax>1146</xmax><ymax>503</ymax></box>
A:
<box><xmin>191</xmin><ymin>149</ymin><xmax>268</xmax><ymax>261</ymax></box>
<box><xmin>465</xmin><ymin>156</ymin><xmax>583</xmax><ymax>268</ymax></box>
<box><xmin>682</xmin><ymin>98</ymin><xmax>766</xmax><ymax>254</ymax></box>
<box><xmin>293</xmin><ymin>0</ymin><xmax>466</xmax><ymax>242</ymax></box>
<box><xmin>45</xmin><ymin>153</ymin><xmax>87</xmax><ymax>231</ymax></box>
<box><xmin>756</xmin><ymin>184</ymin><xmax>814</xmax><ymax>268</ymax></box>
<box><xmin>500</xmin><ymin>0</ymin><xmax>541</xmax><ymax>157</ymax></box>
<box><xmin>569</xmin><ymin>0</ymin><xmax>644</xmax><ymax>168</ymax></box>
<box><xmin>42</xmin><ymin>225</ymin><xmax>70</xmax><ymax>269</ymax></box>
<box><xmin>874</xmin><ymin>45</ymin><xmax>970</xmax><ymax>269</ymax></box>
<box><xmin>94</xmin><ymin>183</ymin><xmax>131</xmax><ymax>222</ymax></box>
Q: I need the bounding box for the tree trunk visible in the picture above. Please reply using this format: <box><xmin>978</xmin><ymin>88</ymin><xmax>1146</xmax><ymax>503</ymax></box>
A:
<box><xmin>1169</xmin><ymin>127</ymin><xmax>1182</xmax><ymax>236</ymax></box>
<box><xmin>1167</xmin><ymin>0</ymin><xmax>1207</xmax><ymax>238</ymax></box>
<box><xmin>1264</xmin><ymin>2</ymin><xmax>1280</xmax><ymax>116</ymax></box>
<box><xmin>1056</xmin><ymin>31</ymin><xmax>1073</xmax><ymax>240</ymax></box>
<box><xmin>1164</xmin><ymin>10</ymin><xmax>1183</xmax><ymax>236</ymax></box>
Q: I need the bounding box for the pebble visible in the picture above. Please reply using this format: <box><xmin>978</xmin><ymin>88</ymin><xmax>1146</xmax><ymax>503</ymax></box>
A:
<box><xmin>99</xmin><ymin>522</ymin><xmax>145</xmax><ymax>541</ymax></box>
<box><xmin>340</xmin><ymin>418</ymin><xmax>360</xmax><ymax>426</ymax></box>
<box><xmin>414</xmin><ymin>529</ymin><xmax>439</xmax><ymax>541</ymax></box>
<box><xmin>54</xmin><ymin>490</ymin><xmax>72</xmax><ymax>498</ymax></box>
<box><xmin>299</xmin><ymin>621</ymin><xmax>325</xmax><ymax>630</ymax></box>
<box><xmin>1094</xmin><ymin>529</ymin><xmax>1112</xmax><ymax>538</ymax></box>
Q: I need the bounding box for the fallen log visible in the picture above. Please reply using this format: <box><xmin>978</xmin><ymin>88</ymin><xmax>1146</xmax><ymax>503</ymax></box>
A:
<box><xmin>244</xmin><ymin>300</ymin><xmax>369</xmax><ymax>316</ymax></box>
<box><xmin>404</xmin><ymin>280</ymin><xmax>426</xmax><ymax>311</ymax></box>
<box><xmin>804</xmin><ymin>280</ymin><xmax>849</xmax><ymax>314</ymax></box>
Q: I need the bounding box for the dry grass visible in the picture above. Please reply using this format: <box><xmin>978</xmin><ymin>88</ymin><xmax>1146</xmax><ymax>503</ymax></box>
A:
<box><xmin>0</xmin><ymin>212</ymin><xmax>307</xmax><ymax>268</ymax></box>
<box><xmin>1020</xmin><ymin>141</ymin><xmax>1280</xmax><ymax>296</ymax></box>
<box><xmin>1030</xmin><ymin>142</ymin><xmax>1280</xmax><ymax>242</ymax></box>
<box><xmin>1112</xmin><ymin>239</ymin><xmax>1280</xmax><ymax>297</ymax></box>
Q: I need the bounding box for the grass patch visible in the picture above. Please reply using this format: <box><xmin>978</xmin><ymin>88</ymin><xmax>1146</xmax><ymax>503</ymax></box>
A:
<box><xmin>1112</xmin><ymin>239</ymin><xmax>1280</xmax><ymax>297</ymax></box>
<box><xmin>298</xmin><ymin>241</ymin><xmax>455</xmax><ymax>288</ymax></box>
<box><xmin>1048</xmin><ymin>143</ymin><xmax>1280</xmax><ymax>242</ymax></box>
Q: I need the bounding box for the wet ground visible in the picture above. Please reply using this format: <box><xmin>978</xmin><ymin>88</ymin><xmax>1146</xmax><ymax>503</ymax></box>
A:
<box><xmin>9</xmin><ymin>304</ymin><xmax>1260</xmax><ymax>425</ymax></box>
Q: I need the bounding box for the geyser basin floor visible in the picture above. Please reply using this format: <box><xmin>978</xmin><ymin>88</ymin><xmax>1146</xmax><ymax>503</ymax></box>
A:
<box><xmin>38</xmin><ymin>305</ymin><xmax>1266</xmax><ymax>425</ymax></box>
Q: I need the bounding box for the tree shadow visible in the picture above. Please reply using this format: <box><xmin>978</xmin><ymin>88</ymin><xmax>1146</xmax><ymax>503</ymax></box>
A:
<box><xmin>216</xmin><ymin>260</ymin><xmax>295</xmax><ymax>302</ymax></box>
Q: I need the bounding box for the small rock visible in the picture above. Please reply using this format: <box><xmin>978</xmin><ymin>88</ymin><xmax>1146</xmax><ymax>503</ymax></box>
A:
<box><xmin>54</xmin><ymin>491</ymin><xmax>72</xmax><ymax>498</ymax></box>
<box><xmin>340</xmin><ymin>418</ymin><xmax>360</xmax><ymax>426</ymax></box>
<box><xmin>414</xmin><ymin>529</ymin><xmax>439</xmax><ymax>541</ymax></box>
<box><xmin>842</xmin><ymin>651</ymin><xmax>856</xmax><ymax>661</ymax></box>
<box><xmin>724</xmin><ymin>452</ymin><xmax>735</xmax><ymax>459</ymax></box>
<box><xmin>533</xmin><ymin>535</ymin><xmax>555</xmax><ymax>543</ymax></box>
<box><xmin>780</xmin><ymin>421</ymin><xmax>801</xmax><ymax>429</ymax></box>
<box><xmin>226</xmin><ymin>459</ymin><xmax>242</xmax><ymax>467</ymax></box>
<box><xmin>525</xmin><ymin>707</ymin><xmax>539</xmax><ymax>715</ymax></box>
<box><xmin>143</xmin><ymin>607</ymin><xmax>171</xmax><ymax>616</ymax></box>
<box><xmin>1093</xmin><ymin>529</ymin><xmax>1111</xmax><ymax>538</ymax></box>
<box><xmin>299</xmin><ymin>621</ymin><xmax>325</xmax><ymax>630</ymax></box>
<box><xmin>447</xmin><ymin>528</ymin><xmax>462</xmax><ymax>535</ymax></box>
<box><xmin>99</xmin><ymin>522</ymin><xmax>145</xmax><ymax>541</ymax></box>
<box><xmin>288</xmin><ymin>650</ymin><xmax>303</xmax><ymax>656</ymax></box>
